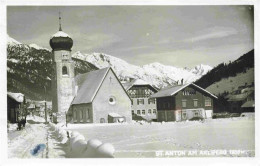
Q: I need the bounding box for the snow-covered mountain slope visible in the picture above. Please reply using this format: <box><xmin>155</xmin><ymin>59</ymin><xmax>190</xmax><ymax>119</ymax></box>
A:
<box><xmin>29</xmin><ymin>43</ymin><xmax>50</xmax><ymax>51</ymax></box>
<box><xmin>72</xmin><ymin>51</ymin><xmax>212</xmax><ymax>89</ymax></box>
<box><xmin>7</xmin><ymin>35</ymin><xmax>97</xmax><ymax>100</ymax></box>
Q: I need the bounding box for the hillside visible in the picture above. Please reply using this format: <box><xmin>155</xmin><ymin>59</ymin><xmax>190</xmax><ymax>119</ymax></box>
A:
<box><xmin>195</xmin><ymin>49</ymin><xmax>254</xmax><ymax>94</ymax></box>
<box><xmin>7</xmin><ymin>35</ymin><xmax>97</xmax><ymax>100</ymax></box>
<box><xmin>206</xmin><ymin>68</ymin><xmax>254</xmax><ymax>95</ymax></box>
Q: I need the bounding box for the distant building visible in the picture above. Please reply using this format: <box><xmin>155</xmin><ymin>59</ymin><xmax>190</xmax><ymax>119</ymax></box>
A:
<box><xmin>226</xmin><ymin>83</ymin><xmax>254</xmax><ymax>113</ymax></box>
<box><xmin>49</xmin><ymin>16</ymin><xmax>132</xmax><ymax>123</ymax></box>
<box><xmin>7</xmin><ymin>92</ymin><xmax>24</xmax><ymax>123</ymax></box>
<box><xmin>123</xmin><ymin>79</ymin><xmax>158</xmax><ymax>121</ymax></box>
<box><xmin>150</xmin><ymin>83</ymin><xmax>217</xmax><ymax>122</ymax></box>
<box><xmin>69</xmin><ymin>67</ymin><xmax>132</xmax><ymax>123</ymax></box>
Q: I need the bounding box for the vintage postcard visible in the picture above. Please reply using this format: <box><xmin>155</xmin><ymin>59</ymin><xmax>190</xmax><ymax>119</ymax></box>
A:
<box><xmin>1</xmin><ymin>1</ymin><xmax>259</xmax><ymax>166</ymax></box>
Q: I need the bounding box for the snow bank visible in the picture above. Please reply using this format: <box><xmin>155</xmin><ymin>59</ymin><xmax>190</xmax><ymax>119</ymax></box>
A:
<box><xmin>49</xmin><ymin>123</ymin><xmax>115</xmax><ymax>158</ymax></box>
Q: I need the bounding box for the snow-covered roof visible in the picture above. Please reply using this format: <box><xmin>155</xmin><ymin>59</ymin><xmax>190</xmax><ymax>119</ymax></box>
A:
<box><xmin>122</xmin><ymin>79</ymin><xmax>157</xmax><ymax>92</ymax></box>
<box><xmin>150</xmin><ymin>83</ymin><xmax>218</xmax><ymax>99</ymax></box>
<box><xmin>108</xmin><ymin>113</ymin><xmax>122</xmax><ymax>118</ymax></box>
<box><xmin>51</xmin><ymin>31</ymin><xmax>70</xmax><ymax>38</ymax></box>
<box><xmin>7</xmin><ymin>92</ymin><xmax>24</xmax><ymax>103</ymax></box>
<box><xmin>72</xmin><ymin>67</ymin><xmax>130</xmax><ymax>105</ymax></box>
<box><xmin>72</xmin><ymin>67</ymin><xmax>110</xmax><ymax>104</ymax></box>
<box><xmin>241</xmin><ymin>100</ymin><xmax>255</xmax><ymax>108</ymax></box>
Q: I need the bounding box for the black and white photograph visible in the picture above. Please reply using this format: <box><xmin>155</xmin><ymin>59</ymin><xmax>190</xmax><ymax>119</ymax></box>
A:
<box><xmin>1</xmin><ymin>1</ymin><xmax>259</xmax><ymax>165</ymax></box>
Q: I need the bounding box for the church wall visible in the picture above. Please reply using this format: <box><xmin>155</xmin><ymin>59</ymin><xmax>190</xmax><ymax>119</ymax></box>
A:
<box><xmin>92</xmin><ymin>69</ymin><xmax>132</xmax><ymax>123</ymax></box>
<box><xmin>72</xmin><ymin>103</ymin><xmax>93</xmax><ymax>123</ymax></box>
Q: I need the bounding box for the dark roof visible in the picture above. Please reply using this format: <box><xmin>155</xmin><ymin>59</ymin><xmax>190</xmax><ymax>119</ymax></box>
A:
<box><xmin>72</xmin><ymin>67</ymin><xmax>110</xmax><ymax>104</ymax></box>
<box><xmin>150</xmin><ymin>83</ymin><xmax>217</xmax><ymax>99</ymax></box>
<box><xmin>241</xmin><ymin>100</ymin><xmax>255</xmax><ymax>108</ymax></box>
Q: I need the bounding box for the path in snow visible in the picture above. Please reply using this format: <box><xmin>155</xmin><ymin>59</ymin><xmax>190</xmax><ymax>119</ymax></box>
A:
<box><xmin>8</xmin><ymin>116</ymin><xmax>66</xmax><ymax>158</ymax></box>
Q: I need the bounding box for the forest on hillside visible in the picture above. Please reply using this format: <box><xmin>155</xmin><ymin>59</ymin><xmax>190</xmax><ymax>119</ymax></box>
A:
<box><xmin>195</xmin><ymin>49</ymin><xmax>254</xmax><ymax>89</ymax></box>
<box><xmin>7</xmin><ymin>45</ymin><xmax>97</xmax><ymax>100</ymax></box>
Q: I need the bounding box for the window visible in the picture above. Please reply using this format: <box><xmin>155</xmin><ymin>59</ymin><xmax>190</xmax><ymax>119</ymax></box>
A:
<box><xmin>193</xmin><ymin>99</ymin><xmax>198</xmax><ymax>107</ymax></box>
<box><xmin>142</xmin><ymin>110</ymin><xmax>145</xmax><ymax>115</ymax></box>
<box><xmin>132</xmin><ymin>110</ymin><xmax>134</xmax><ymax>115</ymax></box>
<box><xmin>137</xmin><ymin>99</ymin><xmax>144</xmax><ymax>105</ymax></box>
<box><xmin>137</xmin><ymin>110</ymin><xmax>141</xmax><ymax>115</ymax></box>
<box><xmin>131</xmin><ymin>99</ymin><xmax>133</xmax><ymax>105</ymax></box>
<box><xmin>167</xmin><ymin>102</ymin><xmax>171</xmax><ymax>109</ymax></box>
<box><xmin>153</xmin><ymin>109</ymin><xmax>156</xmax><ymax>114</ymax></box>
<box><xmin>148</xmin><ymin>109</ymin><xmax>152</xmax><ymax>114</ymax></box>
<box><xmin>73</xmin><ymin>109</ymin><xmax>77</xmax><ymax>122</ymax></box>
<box><xmin>182</xmin><ymin>90</ymin><xmax>196</xmax><ymax>96</ymax></box>
<box><xmin>205</xmin><ymin>99</ymin><xmax>211</xmax><ymax>106</ymax></box>
<box><xmin>148</xmin><ymin>98</ymin><xmax>155</xmax><ymax>104</ymax></box>
<box><xmin>109</xmin><ymin>96</ymin><xmax>116</xmax><ymax>105</ymax></box>
<box><xmin>182</xmin><ymin>100</ymin><xmax>187</xmax><ymax>107</ymax></box>
<box><xmin>62</xmin><ymin>66</ymin><xmax>68</xmax><ymax>75</ymax></box>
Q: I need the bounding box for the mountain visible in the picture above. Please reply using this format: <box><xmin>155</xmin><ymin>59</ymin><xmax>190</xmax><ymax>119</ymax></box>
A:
<box><xmin>7</xmin><ymin>35</ymin><xmax>97</xmax><ymax>101</ymax></box>
<box><xmin>7</xmin><ymin>35</ymin><xmax>212</xmax><ymax>100</ymax></box>
<box><xmin>195</xmin><ymin>49</ymin><xmax>254</xmax><ymax>95</ymax></box>
<box><xmin>72</xmin><ymin>51</ymin><xmax>212</xmax><ymax>89</ymax></box>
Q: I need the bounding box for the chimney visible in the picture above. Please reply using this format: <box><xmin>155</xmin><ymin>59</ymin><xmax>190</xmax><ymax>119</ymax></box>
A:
<box><xmin>181</xmin><ymin>79</ymin><xmax>184</xmax><ymax>85</ymax></box>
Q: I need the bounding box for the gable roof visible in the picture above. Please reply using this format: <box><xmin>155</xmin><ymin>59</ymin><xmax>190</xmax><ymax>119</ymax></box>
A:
<box><xmin>122</xmin><ymin>79</ymin><xmax>158</xmax><ymax>92</ymax></box>
<box><xmin>7</xmin><ymin>92</ymin><xmax>24</xmax><ymax>103</ymax></box>
<box><xmin>241</xmin><ymin>100</ymin><xmax>255</xmax><ymax>108</ymax></box>
<box><xmin>72</xmin><ymin>67</ymin><xmax>131</xmax><ymax>105</ymax></box>
<box><xmin>150</xmin><ymin>83</ymin><xmax>218</xmax><ymax>99</ymax></box>
<box><xmin>72</xmin><ymin>67</ymin><xmax>110</xmax><ymax>105</ymax></box>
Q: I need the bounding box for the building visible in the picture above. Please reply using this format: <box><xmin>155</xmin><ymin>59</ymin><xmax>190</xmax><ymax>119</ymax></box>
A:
<box><xmin>49</xmin><ymin>16</ymin><xmax>131</xmax><ymax>123</ymax></box>
<box><xmin>150</xmin><ymin>83</ymin><xmax>217</xmax><ymax>122</ymax></box>
<box><xmin>226</xmin><ymin>84</ymin><xmax>254</xmax><ymax>113</ymax></box>
<box><xmin>68</xmin><ymin>67</ymin><xmax>132</xmax><ymax>123</ymax></box>
<box><xmin>123</xmin><ymin>79</ymin><xmax>158</xmax><ymax>121</ymax></box>
<box><xmin>7</xmin><ymin>92</ymin><xmax>24</xmax><ymax>123</ymax></box>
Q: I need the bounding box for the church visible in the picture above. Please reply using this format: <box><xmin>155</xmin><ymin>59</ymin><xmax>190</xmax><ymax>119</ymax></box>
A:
<box><xmin>49</xmin><ymin>17</ymin><xmax>132</xmax><ymax>123</ymax></box>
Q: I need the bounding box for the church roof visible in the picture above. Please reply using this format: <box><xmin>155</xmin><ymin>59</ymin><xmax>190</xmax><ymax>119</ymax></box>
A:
<box><xmin>150</xmin><ymin>83</ymin><xmax>217</xmax><ymax>99</ymax></box>
<box><xmin>72</xmin><ymin>67</ymin><xmax>110</xmax><ymax>105</ymax></box>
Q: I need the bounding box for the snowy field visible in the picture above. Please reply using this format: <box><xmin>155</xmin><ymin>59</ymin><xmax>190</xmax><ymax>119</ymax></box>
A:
<box><xmin>65</xmin><ymin>117</ymin><xmax>255</xmax><ymax>158</ymax></box>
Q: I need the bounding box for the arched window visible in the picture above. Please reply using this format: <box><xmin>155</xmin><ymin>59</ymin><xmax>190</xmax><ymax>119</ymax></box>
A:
<box><xmin>62</xmin><ymin>66</ymin><xmax>68</xmax><ymax>75</ymax></box>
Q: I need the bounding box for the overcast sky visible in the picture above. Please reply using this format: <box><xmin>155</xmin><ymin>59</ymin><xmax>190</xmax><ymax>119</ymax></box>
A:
<box><xmin>7</xmin><ymin>6</ymin><xmax>253</xmax><ymax>68</ymax></box>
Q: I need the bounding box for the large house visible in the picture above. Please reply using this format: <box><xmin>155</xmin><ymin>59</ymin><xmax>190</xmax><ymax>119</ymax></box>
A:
<box><xmin>123</xmin><ymin>79</ymin><xmax>158</xmax><ymax>121</ymax></box>
<box><xmin>49</xmin><ymin>17</ymin><xmax>131</xmax><ymax>123</ymax></box>
<box><xmin>7</xmin><ymin>92</ymin><xmax>24</xmax><ymax>123</ymax></box>
<box><xmin>150</xmin><ymin>83</ymin><xmax>217</xmax><ymax>122</ymax></box>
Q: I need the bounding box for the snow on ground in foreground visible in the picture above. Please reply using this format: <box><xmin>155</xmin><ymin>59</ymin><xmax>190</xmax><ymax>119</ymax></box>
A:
<box><xmin>65</xmin><ymin>117</ymin><xmax>255</xmax><ymax>158</ymax></box>
<box><xmin>8</xmin><ymin>116</ymin><xmax>65</xmax><ymax>158</ymax></box>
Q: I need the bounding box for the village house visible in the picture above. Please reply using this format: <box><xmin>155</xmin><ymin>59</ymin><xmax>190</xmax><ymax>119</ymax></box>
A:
<box><xmin>49</xmin><ymin>17</ymin><xmax>132</xmax><ymax>123</ymax></box>
<box><xmin>122</xmin><ymin>79</ymin><xmax>158</xmax><ymax>121</ymax></box>
<box><xmin>7</xmin><ymin>92</ymin><xmax>24</xmax><ymax>123</ymax></box>
<box><xmin>150</xmin><ymin>83</ymin><xmax>217</xmax><ymax>122</ymax></box>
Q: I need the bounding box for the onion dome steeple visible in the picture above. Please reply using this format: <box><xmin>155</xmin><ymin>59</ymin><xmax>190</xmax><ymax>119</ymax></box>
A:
<box><xmin>49</xmin><ymin>12</ymin><xmax>73</xmax><ymax>51</ymax></box>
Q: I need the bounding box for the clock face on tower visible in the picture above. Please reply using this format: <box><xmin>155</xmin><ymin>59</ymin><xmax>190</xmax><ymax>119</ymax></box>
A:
<box><xmin>61</xmin><ymin>51</ymin><xmax>69</xmax><ymax>60</ymax></box>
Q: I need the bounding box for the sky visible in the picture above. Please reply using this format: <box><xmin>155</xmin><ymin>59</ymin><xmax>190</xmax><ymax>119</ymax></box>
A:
<box><xmin>7</xmin><ymin>6</ymin><xmax>254</xmax><ymax>68</ymax></box>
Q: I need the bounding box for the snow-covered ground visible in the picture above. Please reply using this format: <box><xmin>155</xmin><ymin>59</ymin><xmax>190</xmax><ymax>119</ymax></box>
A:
<box><xmin>65</xmin><ymin>117</ymin><xmax>255</xmax><ymax>158</ymax></box>
<box><xmin>8</xmin><ymin>116</ymin><xmax>65</xmax><ymax>158</ymax></box>
<box><xmin>8</xmin><ymin>116</ymin><xmax>254</xmax><ymax>158</ymax></box>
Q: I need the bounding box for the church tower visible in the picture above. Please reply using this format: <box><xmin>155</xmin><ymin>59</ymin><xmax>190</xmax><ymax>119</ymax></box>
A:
<box><xmin>49</xmin><ymin>13</ymin><xmax>75</xmax><ymax>123</ymax></box>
